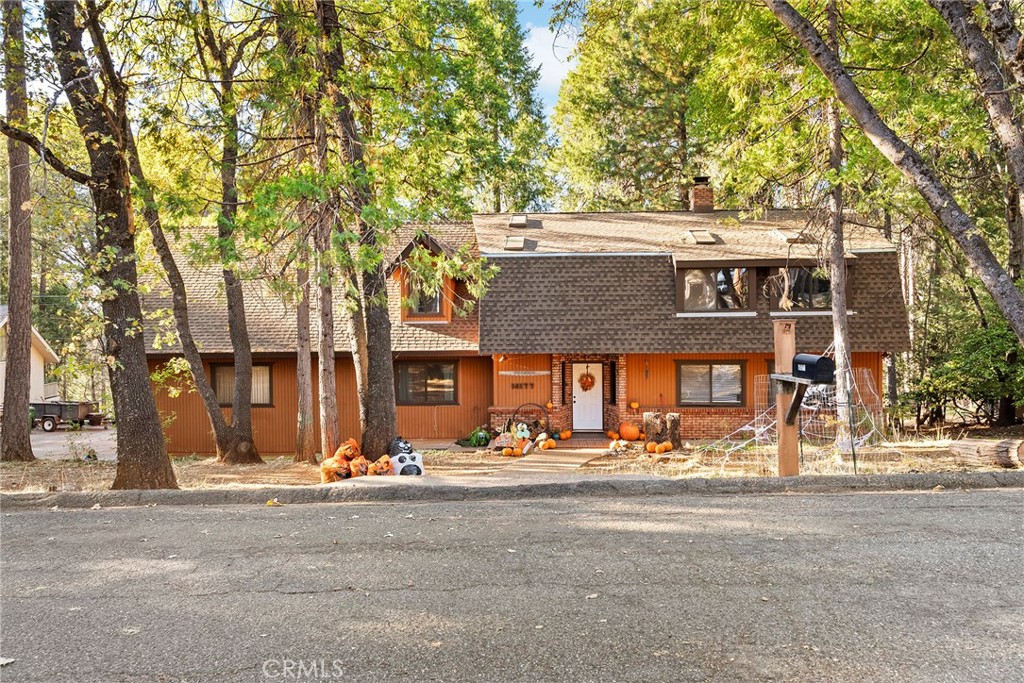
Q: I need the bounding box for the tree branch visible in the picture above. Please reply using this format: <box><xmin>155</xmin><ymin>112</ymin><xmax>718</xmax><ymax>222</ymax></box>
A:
<box><xmin>0</xmin><ymin>117</ymin><xmax>92</xmax><ymax>184</ymax></box>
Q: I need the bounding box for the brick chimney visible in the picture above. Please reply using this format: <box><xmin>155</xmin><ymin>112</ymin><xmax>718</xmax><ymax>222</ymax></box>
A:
<box><xmin>690</xmin><ymin>176</ymin><xmax>714</xmax><ymax>213</ymax></box>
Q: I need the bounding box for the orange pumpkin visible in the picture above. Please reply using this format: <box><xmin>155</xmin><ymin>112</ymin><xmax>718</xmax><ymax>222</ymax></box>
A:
<box><xmin>545</xmin><ymin>401</ymin><xmax>554</xmax><ymax>409</ymax></box>
<box><xmin>660</xmin><ymin>440</ymin><xmax>673</xmax><ymax>452</ymax></box>
<box><xmin>639</xmin><ymin>432</ymin><xmax>646</xmax><ymax>441</ymax></box>
<box><xmin>645</xmin><ymin>441</ymin><xmax>657</xmax><ymax>453</ymax></box>
<box><xmin>545</xmin><ymin>438</ymin><xmax>556</xmax><ymax>449</ymax></box>
<box><xmin>334</xmin><ymin>438</ymin><xmax>361</xmax><ymax>460</ymax></box>
<box><xmin>502</xmin><ymin>447</ymin><xmax>514</xmax><ymax>457</ymax></box>
<box><xmin>512</xmin><ymin>447</ymin><xmax>523</xmax><ymax>457</ymax></box>
<box><xmin>655</xmin><ymin>443</ymin><xmax>668</xmax><ymax>454</ymax></box>
<box><xmin>348</xmin><ymin>456</ymin><xmax>369</xmax><ymax>478</ymax></box>
<box><xmin>618</xmin><ymin>422</ymin><xmax>641</xmax><ymax>441</ymax></box>
<box><xmin>320</xmin><ymin>455</ymin><xmax>350</xmax><ymax>483</ymax></box>
<box><xmin>606</xmin><ymin>430</ymin><xmax>617</xmax><ymax>439</ymax></box>
<box><xmin>559</xmin><ymin>429</ymin><xmax>572</xmax><ymax>440</ymax></box>
<box><xmin>367</xmin><ymin>455</ymin><xmax>393</xmax><ymax>476</ymax></box>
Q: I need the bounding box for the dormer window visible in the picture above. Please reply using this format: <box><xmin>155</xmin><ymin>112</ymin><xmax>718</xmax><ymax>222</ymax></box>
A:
<box><xmin>678</xmin><ymin>267</ymin><xmax>749</xmax><ymax>312</ymax></box>
<box><xmin>776</xmin><ymin>267</ymin><xmax>831</xmax><ymax>310</ymax></box>
<box><xmin>413</xmin><ymin>289</ymin><xmax>441</xmax><ymax>315</ymax></box>
<box><xmin>400</xmin><ymin>269</ymin><xmax>453</xmax><ymax>323</ymax></box>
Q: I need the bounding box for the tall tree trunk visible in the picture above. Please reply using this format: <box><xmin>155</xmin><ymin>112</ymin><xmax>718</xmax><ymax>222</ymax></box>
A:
<box><xmin>315</xmin><ymin>0</ymin><xmax>398</xmax><ymax>458</ymax></box>
<box><xmin>824</xmin><ymin>0</ymin><xmax>853</xmax><ymax>452</ymax></box>
<box><xmin>294</xmin><ymin>254</ymin><xmax>317</xmax><ymax>462</ymax></box>
<box><xmin>44</xmin><ymin>1</ymin><xmax>176</xmax><ymax>489</ymax></box>
<box><xmin>316</xmin><ymin>221</ymin><xmax>340</xmax><ymax>459</ymax></box>
<box><xmin>215</xmin><ymin>80</ymin><xmax>261</xmax><ymax>464</ymax></box>
<box><xmin>125</xmin><ymin>132</ymin><xmax>244</xmax><ymax>463</ymax></box>
<box><xmin>1</xmin><ymin>0</ymin><xmax>35</xmax><ymax>462</ymax></box>
<box><xmin>765</xmin><ymin>0</ymin><xmax>1024</xmax><ymax>345</ymax></box>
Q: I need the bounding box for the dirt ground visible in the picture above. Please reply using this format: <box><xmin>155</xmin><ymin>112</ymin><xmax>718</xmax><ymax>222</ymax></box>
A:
<box><xmin>1</xmin><ymin>424</ymin><xmax>1019</xmax><ymax>493</ymax></box>
<box><xmin>0</xmin><ymin>450</ymin><xmax>512</xmax><ymax>493</ymax></box>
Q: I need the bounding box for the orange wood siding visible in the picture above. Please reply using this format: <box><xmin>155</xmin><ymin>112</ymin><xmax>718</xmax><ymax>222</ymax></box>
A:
<box><xmin>625</xmin><ymin>352</ymin><xmax>885</xmax><ymax>410</ymax></box>
<box><xmin>492</xmin><ymin>354</ymin><xmax>552</xmax><ymax>407</ymax></box>
<box><xmin>151</xmin><ymin>355</ymin><xmax>492</xmax><ymax>455</ymax></box>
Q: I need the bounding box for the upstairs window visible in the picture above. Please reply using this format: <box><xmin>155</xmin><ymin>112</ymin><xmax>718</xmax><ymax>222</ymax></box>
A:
<box><xmin>413</xmin><ymin>289</ymin><xmax>441</xmax><ymax>315</ymax></box>
<box><xmin>778</xmin><ymin>267</ymin><xmax>831</xmax><ymax>310</ymax></box>
<box><xmin>680</xmin><ymin>267</ymin><xmax>749</xmax><ymax>311</ymax></box>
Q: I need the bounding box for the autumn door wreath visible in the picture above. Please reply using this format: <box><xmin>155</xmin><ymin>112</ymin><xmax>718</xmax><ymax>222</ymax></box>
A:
<box><xmin>578</xmin><ymin>371</ymin><xmax>596</xmax><ymax>392</ymax></box>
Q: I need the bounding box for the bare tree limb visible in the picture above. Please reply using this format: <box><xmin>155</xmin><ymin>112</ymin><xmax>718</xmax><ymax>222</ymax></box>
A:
<box><xmin>0</xmin><ymin>117</ymin><xmax>91</xmax><ymax>184</ymax></box>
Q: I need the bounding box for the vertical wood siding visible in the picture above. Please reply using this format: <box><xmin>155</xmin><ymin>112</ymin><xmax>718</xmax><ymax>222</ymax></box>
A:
<box><xmin>152</xmin><ymin>354</ymin><xmax>492</xmax><ymax>455</ymax></box>
<box><xmin>625</xmin><ymin>352</ymin><xmax>885</xmax><ymax>410</ymax></box>
<box><xmin>492</xmin><ymin>354</ymin><xmax>552</xmax><ymax>407</ymax></box>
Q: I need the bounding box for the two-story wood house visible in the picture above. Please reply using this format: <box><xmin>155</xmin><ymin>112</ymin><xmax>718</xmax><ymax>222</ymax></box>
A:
<box><xmin>145</xmin><ymin>185</ymin><xmax>909</xmax><ymax>454</ymax></box>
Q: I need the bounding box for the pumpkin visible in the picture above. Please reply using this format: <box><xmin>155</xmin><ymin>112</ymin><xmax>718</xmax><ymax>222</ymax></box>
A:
<box><xmin>502</xmin><ymin>447</ymin><xmax>514</xmax><ymax>457</ymax></box>
<box><xmin>348</xmin><ymin>455</ymin><xmax>369</xmax><ymax>478</ymax></box>
<box><xmin>559</xmin><ymin>429</ymin><xmax>572</xmax><ymax>440</ymax></box>
<box><xmin>606</xmin><ymin>430</ymin><xmax>616</xmax><ymax>439</ymax></box>
<box><xmin>645</xmin><ymin>441</ymin><xmax>657</xmax><ymax>453</ymax></box>
<box><xmin>629</xmin><ymin>401</ymin><xmax>640</xmax><ymax>410</ymax></box>
<box><xmin>367</xmin><ymin>455</ymin><xmax>393</xmax><ymax>476</ymax></box>
<box><xmin>334</xmin><ymin>438</ymin><xmax>361</xmax><ymax>460</ymax></box>
<box><xmin>639</xmin><ymin>432</ymin><xmax>646</xmax><ymax>440</ymax></box>
<box><xmin>319</xmin><ymin>455</ymin><xmax>350</xmax><ymax>484</ymax></box>
<box><xmin>512</xmin><ymin>447</ymin><xmax>523</xmax><ymax>457</ymax></box>
<box><xmin>660</xmin><ymin>440</ymin><xmax>673</xmax><ymax>452</ymax></box>
<box><xmin>618</xmin><ymin>422</ymin><xmax>641</xmax><ymax>441</ymax></box>
<box><xmin>655</xmin><ymin>443</ymin><xmax>668</xmax><ymax>454</ymax></box>
<box><xmin>546</xmin><ymin>438</ymin><xmax>556</xmax><ymax>449</ymax></box>
<box><xmin>545</xmin><ymin>401</ymin><xmax>554</xmax><ymax>409</ymax></box>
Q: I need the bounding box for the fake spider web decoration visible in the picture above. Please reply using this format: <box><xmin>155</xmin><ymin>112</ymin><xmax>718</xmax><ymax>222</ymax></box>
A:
<box><xmin>694</xmin><ymin>350</ymin><xmax>897</xmax><ymax>475</ymax></box>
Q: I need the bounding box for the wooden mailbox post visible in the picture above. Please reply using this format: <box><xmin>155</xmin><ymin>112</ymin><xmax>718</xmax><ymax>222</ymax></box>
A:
<box><xmin>772</xmin><ymin>319</ymin><xmax>800</xmax><ymax>477</ymax></box>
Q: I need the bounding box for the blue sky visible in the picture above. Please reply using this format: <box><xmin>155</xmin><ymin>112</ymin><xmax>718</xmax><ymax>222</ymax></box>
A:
<box><xmin>515</xmin><ymin>2</ymin><xmax>577</xmax><ymax>120</ymax></box>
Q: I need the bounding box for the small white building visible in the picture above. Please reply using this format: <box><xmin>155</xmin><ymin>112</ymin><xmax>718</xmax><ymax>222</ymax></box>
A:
<box><xmin>0</xmin><ymin>304</ymin><xmax>60</xmax><ymax>405</ymax></box>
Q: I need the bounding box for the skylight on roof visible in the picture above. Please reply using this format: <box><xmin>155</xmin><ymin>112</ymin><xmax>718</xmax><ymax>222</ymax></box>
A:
<box><xmin>509</xmin><ymin>213</ymin><xmax>529</xmax><ymax>228</ymax></box>
<box><xmin>773</xmin><ymin>229</ymin><xmax>813</xmax><ymax>244</ymax></box>
<box><xmin>687</xmin><ymin>229</ymin><xmax>716</xmax><ymax>245</ymax></box>
<box><xmin>504</xmin><ymin>235</ymin><xmax>526</xmax><ymax>251</ymax></box>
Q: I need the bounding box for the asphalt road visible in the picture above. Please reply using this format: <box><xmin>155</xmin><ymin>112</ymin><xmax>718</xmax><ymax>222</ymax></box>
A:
<box><xmin>1</xmin><ymin>490</ymin><xmax>1021</xmax><ymax>682</ymax></box>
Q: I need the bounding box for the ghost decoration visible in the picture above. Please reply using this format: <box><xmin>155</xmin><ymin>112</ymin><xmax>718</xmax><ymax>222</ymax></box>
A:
<box><xmin>388</xmin><ymin>436</ymin><xmax>425</xmax><ymax>476</ymax></box>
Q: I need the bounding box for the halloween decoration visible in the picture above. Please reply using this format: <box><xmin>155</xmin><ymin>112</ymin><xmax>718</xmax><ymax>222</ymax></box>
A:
<box><xmin>545</xmin><ymin>401</ymin><xmax>554</xmax><ymax>409</ymax></box>
<box><xmin>559</xmin><ymin>429</ymin><xmax>572</xmax><ymax>441</ymax></box>
<box><xmin>629</xmin><ymin>401</ymin><xmax>640</xmax><ymax>410</ymax></box>
<box><xmin>618</xmin><ymin>423</ymin><xmax>641</xmax><ymax>442</ymax></box>
<box><xmin>467</xmin><ymin>427</ymin><xmax>491</xmax><ymax>448</ymax></box>
<box><xmin>578</xmin><ymin>371</ymin><xmax>596</xmax><ymax>392</ymax></box>
<box><xmin>320</xmin><ymin>454</ymin><xmax>351</xmax><ymax>483</ymax></box>
<box><xmin>367</xmin><ymin>455</ymin><xmax>394</xmax><ymax>476</ymax></box>
<box><xmin>608</xmin><ymin>439</ymin><xmax>630</xmax><ymax>452</ymax></box>
<box><xmin>502</xmin><ymin>447</ymin><xmax>514</xmax><ymax>457</ymax></box>
<box><xmin>335</xmin><ymin>438</ymin><xmax>361</xmax><ymax>460</ymax></box>
<box><xmin>389</xmin><ymin>436</ymin><xmax>425</xmax><ymax>475</ymax></box>
<box><xmin>645</xmin><ymin>441</ymin><xmax>658</xmax><ymax>453</ymax></box>
<box><xmin>348</xmin><ymin>456</ymin><xmax>370</xmax><ymax>478</ymax></box>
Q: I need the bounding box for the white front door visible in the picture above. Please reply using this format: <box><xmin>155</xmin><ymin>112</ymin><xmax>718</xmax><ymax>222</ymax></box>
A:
<box><xmin>572</xmin><ymin>363</ymin><xmax>603</xmax><ymax>431</ymax></box>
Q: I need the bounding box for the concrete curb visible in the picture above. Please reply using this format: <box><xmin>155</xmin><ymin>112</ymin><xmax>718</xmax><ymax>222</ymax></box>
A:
<box><xmin>2</xmin><ymin>470</ymin><xmax>1023</xmax><ymax>510</ymax></box>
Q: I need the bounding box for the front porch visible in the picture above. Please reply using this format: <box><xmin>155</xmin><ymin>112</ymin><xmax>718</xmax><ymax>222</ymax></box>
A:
<box><xmin>488</xmin><ymin>353</ymin><xmax>628</xmax><ymax>435</ymax></box>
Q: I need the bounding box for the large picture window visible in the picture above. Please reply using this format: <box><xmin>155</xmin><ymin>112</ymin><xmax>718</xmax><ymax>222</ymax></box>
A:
<box><xmin>680</xmin><ymin>268</ymin><xmax>749</xmax><ymax>311</ymax></box>
<box><xmin>211</xmin><ymin>364</ymin><xmax>272</xmax><ymax>406</ymax></box>
<box><xmin>778</xmin><ymin>267</ymin><xmax>831</xmax><ymax>310</ymax></box>
<box><xmin>396</xmin><ymin>361</ymin><xmax>457</xmax><ymax>405</ymax></box>
<box><xmin>676</xmin><ymin>361</ymin><xmax>745</xmax><ymax>406</ymax></box>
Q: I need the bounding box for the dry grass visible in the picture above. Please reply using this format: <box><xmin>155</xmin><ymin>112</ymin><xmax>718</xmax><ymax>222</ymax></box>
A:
<box><xmin>580</xmin><ymin>440</ymin><xmax>1013</xmax><ymax>478</ymax></box>
<box><xmin>0</xmin><ymin>449</ymin><xmax>511</xmax><ymax>493</ymax></box>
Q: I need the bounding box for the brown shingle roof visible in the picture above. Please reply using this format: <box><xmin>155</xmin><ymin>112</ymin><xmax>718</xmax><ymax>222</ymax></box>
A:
<box><xmin>473</xmin><ymin>210</ymin><xmax>893</xmax><ymax>261</ymax></box>
<box><xmin>478</xmin><ymin>251</ymin><xmax>909</xmax><ymax>354</ymax></box>
<box><xmin>142</xmin><ymin>222</ymin><xmax>479</xmax><ymax>355</ymax></box>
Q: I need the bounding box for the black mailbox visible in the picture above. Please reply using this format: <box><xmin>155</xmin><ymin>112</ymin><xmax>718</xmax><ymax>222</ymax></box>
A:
<box><xmin>791</xmin><ymin>353</ymin><xmax>835</xmax><ymax>384</ymax></box>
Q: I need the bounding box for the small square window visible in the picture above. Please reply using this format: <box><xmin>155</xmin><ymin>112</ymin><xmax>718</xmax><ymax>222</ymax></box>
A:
<box><xmin>776</xmin><ymin>267</ymin><xmax>831</xmax><ymax>310</ymax></box>
<box><xmin>680</xmin><ymin>268</ymin><xmax>749</xmax><ymax>311</ymax></box>
<box><xmin>211</xmin><ymin>364</ymin><xmax>272</xmax><ymax>406</ymax></box>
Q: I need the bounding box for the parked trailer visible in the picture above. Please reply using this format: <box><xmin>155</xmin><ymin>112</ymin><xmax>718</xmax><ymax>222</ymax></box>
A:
<box><xmin>29</xmin><ymin>401</ymin><xmax>102</xmax><ymax>432</ymax></box>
